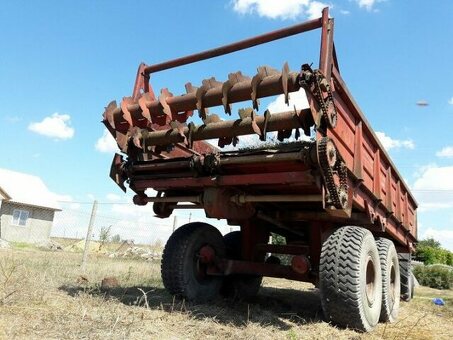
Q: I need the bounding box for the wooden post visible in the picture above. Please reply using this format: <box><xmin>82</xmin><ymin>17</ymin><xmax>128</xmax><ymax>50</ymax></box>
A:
<box><xmin>81</xmin><ymin>200</ymin><xmax>98</xmax><ymax>272</ymax></box>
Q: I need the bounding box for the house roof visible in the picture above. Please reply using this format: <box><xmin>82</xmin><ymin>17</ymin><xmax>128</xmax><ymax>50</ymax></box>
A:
<box><xmin>0</xmin><ymin>168</ymin><xmax>61</xmax><ymax>211</ymax></box>
<box><xmin>0</xmin><ymin>186</ymin><xmax>11</xmax><ymax>200</ymax></box>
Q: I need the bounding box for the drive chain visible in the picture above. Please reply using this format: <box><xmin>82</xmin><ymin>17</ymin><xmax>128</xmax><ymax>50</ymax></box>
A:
<box><xmin>300</xmin><ymin>65</ymin><xmax>337</xmax><ymax>132</ymax></box>
<box><xmin>318</xmin><ymin>137</ymin><xmax>348</xmax><ymax>209</ymax></box>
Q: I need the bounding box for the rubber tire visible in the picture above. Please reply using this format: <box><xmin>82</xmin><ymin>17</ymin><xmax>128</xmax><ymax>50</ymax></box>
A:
<box><xmin>410</xmin><ymin>273</ymin><xmax>415</xmax><ymax>299</ymax></box>
<box><xmin>161</xmin><ymin>222</ymin><xmax>225</xmax><ymax>303</ymax></box>
<box><xmin>376</xmin><ymin>238</ymin><xmax>400</xmax><ymax>323</ymax></box>
<box><xmin>221</xmin><ymin>231</ymin><xmax>262</xmax><ymax>300</ymax></box>
<box><xmin>320</xmin><ymin>226</ymin><xmax>382</xmax><ymax>332</ymax></box>
<box><xmin>399</xmin><ymin>256</ymin><xmax>413</xmax><ymax>302</ymax></box>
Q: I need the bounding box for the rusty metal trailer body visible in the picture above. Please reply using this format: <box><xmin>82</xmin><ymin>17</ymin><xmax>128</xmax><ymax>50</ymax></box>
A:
<box><xmin>103</xmin><ymin>8</ymin><xmax>417</xmax><ymax>331</ymax></box>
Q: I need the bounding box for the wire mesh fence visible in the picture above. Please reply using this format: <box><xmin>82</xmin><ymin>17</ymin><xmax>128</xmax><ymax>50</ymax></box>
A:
<box><xmin>52</xmin><ymin>201</ymin><xmax>235</xmax><ymax>243</ymax></box>
<box><xmin>0</xmin><ymin>197</ymin><xmax>238</xmax><ymax>267</ymax></box>
<box><xmin>35</xmin><ymin>200</ymin><xmax>236</xmax><ymax>266</ymax></box>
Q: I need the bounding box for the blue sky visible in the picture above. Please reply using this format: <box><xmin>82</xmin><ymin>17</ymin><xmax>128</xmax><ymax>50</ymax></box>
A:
<box><xmin>1</xmin><ymin>1</ymin><xmax>452</xmax><ymax>249</ymax></box>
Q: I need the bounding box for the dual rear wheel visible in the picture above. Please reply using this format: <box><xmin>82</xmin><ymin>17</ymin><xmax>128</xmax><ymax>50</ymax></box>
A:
<box><xmin>319</xmin><ymin>226</ymin><xmax>401</xmax><ymax>332</ymax></box>
<box><xmin>161</xmin><ymin>223</ymin><xmax>406</xmax><ymax>332</ymax></box>
<box><xmin>160</xmin><ymin>222</ymin><xmax>225</xmax><ymax>302</ymax></box>
<box><xmin>161</xmin><ymin>223</ymin><xmax>262</xmax><ymax>303</ymax></box>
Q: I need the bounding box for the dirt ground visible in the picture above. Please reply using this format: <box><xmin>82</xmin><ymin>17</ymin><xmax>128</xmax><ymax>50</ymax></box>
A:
<box><xmin>0</xmin><ymin>248</ymin><xmax>452</xmax><ymax>340</ymax></box>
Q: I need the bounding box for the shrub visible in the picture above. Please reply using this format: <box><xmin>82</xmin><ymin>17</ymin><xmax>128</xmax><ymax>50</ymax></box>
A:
<box><xmin>415</xmin><ymin>245</ymin><xmax>453</xmax><ymax>265</ymax></box>
<box><xmin>413</xmin><ymin>264</ymin><xmax>453</xmax><ymax>290</ymax></box>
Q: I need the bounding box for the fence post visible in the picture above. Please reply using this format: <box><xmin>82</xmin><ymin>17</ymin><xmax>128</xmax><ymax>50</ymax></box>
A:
<box><xmin>81</xmin><ymin>200</ymin><xmax>98</xmax><ymax>271</ymax></box>
<box><xmin>172</xmin><ymin>215</ymin><xmax>177</xmax><ymax>232</ymax></box>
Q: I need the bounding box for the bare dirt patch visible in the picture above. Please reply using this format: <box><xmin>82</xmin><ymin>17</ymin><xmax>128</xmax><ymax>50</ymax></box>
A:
<box><xmin>1</xmin><ymin>248</ymin><xmax>452</xmax><ymax>339</ymax></box>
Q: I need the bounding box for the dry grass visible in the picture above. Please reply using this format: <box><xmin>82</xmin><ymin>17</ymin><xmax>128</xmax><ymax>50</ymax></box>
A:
<box><xmin>50</xmin><ymin>237</ymin><xmax>164</xmax><ymax>254</ymax></box>
<box><xmin>0</xmin><ymin>248</ymin><xmax>452</xmax><ymax>340</ymax></box>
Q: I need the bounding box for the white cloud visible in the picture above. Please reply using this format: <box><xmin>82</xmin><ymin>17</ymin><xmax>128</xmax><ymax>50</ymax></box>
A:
<box><xmin>106</xmin><ymin>193</ymin><xmax>121</xmax><ymax>201</ymax></box>
<box><xmin>355</xmin><ymin>0</ymin><xmax>381</xmax><ymax>11</ymax></box>
<box><xmin>231</xmin><ymin>0</ymin><xmax>329</xmax><ymax>20</ymax></box>
<box><xmin>52</xmin><ymin>189</ymin><xmax>235</xmax><ymax>244</ymax></box>
<box><xmin>422</xmin><ymin>227</ymin><xmax>453</xmax><ymax>251</ymax></box>
<box><xmin>211</xmin><ymin>89</ymin><xmax>311</xmax><ymax>150</ymax></box>
<box><xmin>306</xmin><ymin>1</ymin><xmax>329</xmax><ymax>19</ymax></box>
<box><xmin>375</xmin><ymin>131</ymin><xmax>415</xmax><ymax>150</ymax></box>
<box><xmin>449</xmin><ymin>97</ymin><xmax>453</xmax><ymax>105</ymax></box>
<box><xmin>413</xmin><ymin>165</ymin><xmax>453</xmax><ymax>212</ymax></box>
<box><xmin>111</xmin><ymin>202</ymin><xmax>151</xmax><ymax>216</ymax></box>
<box><xmin>340</xmin><ymin>9</ymin><xmax>350</xmax><ymax>15</ymax></box>
<box><xmin>106</xmin><ymin>193</ymin><xmax>232</xmax><ymax>244</ymax></box>
<box><xmin>266</xmin><ymin>89</ymin><xmax>312</xmax><ymax>143</ymax></box>
<box><xmin>412</xmin><ymin>162</ymin><xmax>437</xmax><ymax>180</ymax></box>
<box><xmin>28</xmin><ymin>113</ymin><xmax>74</xmax><ymax>140</ymax></box>
<box><xmin>267</xmin><ymin>88</ymin><xmax>309</xmax><ymax>113</ymax></box>
<box><xmin>413</xmin><ymin>166</ymin><xmax>453</xmax><ymax>191</ymax></box>
<box><xmin>436</xmin><ymin>146</ymin><xmax>453</xmax><ymax>158</ymax></box>
<box><xmin>51</xmin><ymin>193</ymin><xmax>81</xmax><ymax>210</ymax></box>
<box><xmin>95</xmin><ymin>129</ymin><xmax>118</xmax><ymax>153</ymax></box>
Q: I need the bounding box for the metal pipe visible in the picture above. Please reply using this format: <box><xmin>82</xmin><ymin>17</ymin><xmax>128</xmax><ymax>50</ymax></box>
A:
<box><xmin>131</xmin><ymin>160</ymin><xmax>192</xmax><ymax>173</ymax></box>
<box><xmin>220</xmin><ymin>151</ymin><xmax>305</xmax><ymax>166</ymax></box>
<box><xmin>165</xmin><ymin>72</ymin><xmax>299</xmax><ymax>112</ymax></box>
<box><xmin>143</xmin><ymin>18</ymin><xmax>322</xmax><ymax>74</ymax></box>
<box><xmin>139</xmin><ymin>108</ymin><xmax>311</xmax><ymax>147</ymax></box>
<box><xmin>136</xmin><ymin>195</ymin><xmax>202</xmax><ymax>203</ymax></box>
<box><xmin>207</xmin><ymin>259</ymin><xmax>312</xmax><ymax>282</ymax></box>
<box><xmin>232</xmin><ymin>194</ymin><xmax>322</xmax><ymax>204</ymax></box>
<box><xmin>109</xmin><ymin>71</ymin><xmax>301</xmax><ymax>121</ymax></box>
<box><xmin>168</xmin><ymin>204</ymin><xmax>204</xmax><ymax>209</ymax></box>
<box><xmin>130</xmin><ymin>150</ymin><xmax>309</xmax><ymax>175</ymax></box>
<box><xmin>131</xmin><ymin>171</ymin><xmax>314</xmax><ymax>191</ymax></box>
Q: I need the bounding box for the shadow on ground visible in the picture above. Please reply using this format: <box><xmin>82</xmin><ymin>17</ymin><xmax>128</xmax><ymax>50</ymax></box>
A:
<box><xmin>59</xmin><ymin>283</ymin><xmax>324</xmax><ymax>330</ymax></box>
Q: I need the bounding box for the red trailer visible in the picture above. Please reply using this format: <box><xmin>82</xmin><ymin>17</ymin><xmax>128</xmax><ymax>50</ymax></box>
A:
<box><xmin>102</xmin><ymin>8</ymin><xmax>417</xmax><ymax>332</ymax></box>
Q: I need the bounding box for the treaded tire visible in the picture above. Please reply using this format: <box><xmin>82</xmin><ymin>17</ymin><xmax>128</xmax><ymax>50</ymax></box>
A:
<box><xmin>161</xmin><ymin>222</ymin><xmax>225</xmax><ymax>302</ymax></box>
<box><xmin>220</xmin><ymin>231</ymin><xmax>262</xmax><ymax>300</ymax></box>
<box><xmin>320</xmin><ymin>226</ymin><xmax>382</xmax><ymax>332</ymax></box>
<box><xmin>376</xmin><ymin>238</ymin><xmax>400</xmax><ymax>323</ymax></box>
<box><xmin>399</xmin><ymin>255</ymin><xmax>413</xmax><ymax>302</ymax></box>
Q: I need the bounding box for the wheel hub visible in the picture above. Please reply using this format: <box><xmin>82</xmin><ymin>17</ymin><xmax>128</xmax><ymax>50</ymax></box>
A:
<box><xmin>389</xmin><ymin>263</ymin><xmax>396</xmax><ymax>304</ymax></box>
<box><xmin>199</xmin><ymin>245</ymin><xmax>216</xmax><ymax>264</ymax></box>
<box><xmin>365</xmin><ymin>256</ymin><xmax>376</xmax><ymax>306</ymax></box>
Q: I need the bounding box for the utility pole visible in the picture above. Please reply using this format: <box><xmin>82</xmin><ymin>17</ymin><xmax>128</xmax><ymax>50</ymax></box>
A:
<box><xmin>188</xmin><ymin>212</ymin><xmax>192</xmax><ymax>223</ymax></box>
<box><xmin>81</xmin><ymin>200</ymin><xmax>98</xmax><ymax>272</ymax></box>
<box><xmin>173</xmin><ymin>215</ymin><xmax>178</xmax><ymax>232</ymax></box>
<box><xmin>172</xmin><ymin>215</ymin><xmax>177</xmax><ymax>232</ymax></box>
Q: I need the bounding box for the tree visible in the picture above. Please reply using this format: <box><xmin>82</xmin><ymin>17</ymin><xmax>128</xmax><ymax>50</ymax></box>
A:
<box><xmin>99</xmin><ymin>225</ymin><xmax>112</xmax><ymax>245</ymax></box>
<box><xmin>417</xmin><ymin>237</ymin><xmax>441</xmax><ymax>249</ymax></box>
<box><xmin>111</xmin><ymin>234</ymin><xmax>121</xmax><ymax>243</ymax></box>
<box><xmin>415</xmin><ymin>237</ymin><xmax>453</xmax><ymax>265</ymax></box>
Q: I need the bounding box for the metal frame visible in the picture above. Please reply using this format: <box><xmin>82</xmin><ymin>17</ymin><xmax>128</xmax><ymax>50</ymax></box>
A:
<box><xmin>102</xmin><ymin>7</ymin><xmax>417</xmax><ymax>283</ymax></box>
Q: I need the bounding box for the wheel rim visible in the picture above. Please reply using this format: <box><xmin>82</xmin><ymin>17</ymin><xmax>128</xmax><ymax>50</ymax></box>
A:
<box><xmin>194</xmin><ymin>256</ymin><xmax>207</xmax><ymax>282</ymax></box>
<box><xmin>365</xmin><ymin>256</ymin><xmax>376</xmax><ymax>306</ymax></box>
<box><xmin>389</xmin><ymin>263</ymin><xmax>396</xmax><ymax>304</ymax></box>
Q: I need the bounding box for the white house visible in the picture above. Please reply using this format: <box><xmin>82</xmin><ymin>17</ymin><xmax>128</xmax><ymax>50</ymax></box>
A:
<box><xmin>0</xmin><ymin>168</ymin><xmax>61</xmax><ymax>244</ymax></box>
